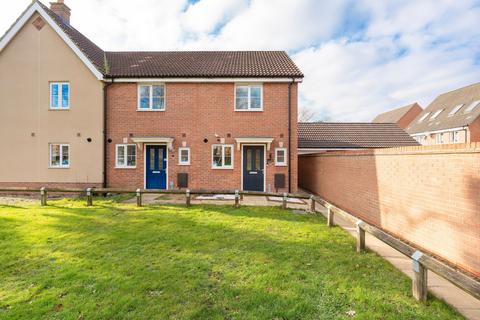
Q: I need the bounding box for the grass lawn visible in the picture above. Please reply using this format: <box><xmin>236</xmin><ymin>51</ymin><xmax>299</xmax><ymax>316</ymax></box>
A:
<box><xmin>0</xmin><ymin>198</ymin><xmax>462</xmax><ymax>319</ymax></box>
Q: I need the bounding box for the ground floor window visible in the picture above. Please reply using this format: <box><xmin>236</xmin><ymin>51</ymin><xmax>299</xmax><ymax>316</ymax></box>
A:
<box><xmin>179</xmin><ymin>147</ymin><xmax>190</xmax><ymax>165</ymax></box>
<box><xmin>50</xmin><ymin>144</ymin><xmax>69</xmax><ymax>168</ymax></box>
<box><xmin>275</xmin><ymin>148</ymin><xmax>287</xmax><ymax>166</ymax></box>
<box><xmin>451</xmin><ymin>131</ymin><xmax>460</xmax><ymax>143</ymax></box>
<box><xmin>435</xmin><ymin>133</ymin><xmax>444</xmax><ymax>144</ymax></box>
<box><xmin>212</xmin><ymin>145</ymin><xmax>233</xmax><ymax>169</ymax></box>
<box><xmin>116</xmin><ymin>144</ymin><xmax>137</xmax><ymax>168</ymax></box>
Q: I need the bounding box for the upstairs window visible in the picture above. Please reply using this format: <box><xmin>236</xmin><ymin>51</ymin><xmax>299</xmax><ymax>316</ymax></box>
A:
<box><xmin>235</xmin><ymin>84</ymin><xmax>263</xmax><ymax>111</ymax></box>
<box><xmin>465</xmin><ymin>100</ymin><xmax>480</xmax><ymax>113</ymax></box>
<box><xmin>138</xmin><ymin>84</ymin><xmax>165</xmax><ymax>111</ymax></box>
<box><xmin>429</xmin><ymin>109</ymin><xmax>443</xmax><ymax>120</ymax></box>
<box><xmin>451</xmin><ymin>131</ymin><xmax>460</xmax><ymax>143</ymax></box>
<box><xmin>436</xmin><ymin>133</ymin><xmax>444</xmax><ymax>144</ymax></box>
<box><xmin>50</xmin><ymin>144</ymin><xmax>69</xmax><ymax>168</ymax></box>
<box><xmin>116</xmin><ymin>144</ymin><xmax>136</xmax><ymax>168</ymax></box>
<box><xmin>448</xmin><ymin>104</ymin><xmax>463</xmax><ymax>116</ymax></box>
<box><xmin>418</xmin><ymin>112</ymin><xmax>430</xmax><ymax>123</ymax></box>
<box><xmin>50</xmin><ymin>82</ymin><xmax>70</xmax><ymax>109</ymax></box>
<box><xmin>212</xmin><ymin>145</ymin><xmax>233</xmax><ymax>169</ymax></box>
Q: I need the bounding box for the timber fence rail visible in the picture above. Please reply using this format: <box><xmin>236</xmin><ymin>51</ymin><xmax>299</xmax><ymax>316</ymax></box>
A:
<box><xmin>0</xmin><ymin>186</ymin><xmax>479</xmax><ymax>303</ymax></box>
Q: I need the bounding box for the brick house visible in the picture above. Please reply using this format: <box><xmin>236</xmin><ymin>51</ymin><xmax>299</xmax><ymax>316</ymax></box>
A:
<box><xmin>0</xmin><ymin>1</ymin><xmax>303</xmax><ymax>192</ymax></box>
<box><xmin>406</xmin><ymin>82</ymin><xmax>480</xmax><ymax>145</ymax></box>
<box><xmin>372</xmin><ymin>103</ymin><xmax>423</xmax><ymax>129</ymax></box>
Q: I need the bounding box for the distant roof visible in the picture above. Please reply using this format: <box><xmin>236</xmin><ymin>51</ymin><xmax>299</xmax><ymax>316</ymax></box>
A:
<box><xmin>407</xmin><ymin>82</ymin><xmax>480</xmax><ymax>134</ymax></box>
<box><xmin>298</xmin><ymin>122</ymin><xmax>419</xmax><ymax>149</ymax></box>
<box><xmin>105</xmin><ymin>51</ymin><xmax>303</xmax><ymax>78</ymax></box>
<box><xmin>373</xmin><ymin>103</ymin><xmax>421</xmax><ymax>123</ymax></box>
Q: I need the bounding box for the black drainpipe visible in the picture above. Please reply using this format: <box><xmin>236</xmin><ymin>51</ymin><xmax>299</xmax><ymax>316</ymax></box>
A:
<box><xmin>103</xmin><ymin>78</ymin><xmax>114</xmax><ymax>188</ymax></box>
<box><xmin>287</xmin><ymin>78</ymin><xmax>295</xmax><ymax>193</ymax></box>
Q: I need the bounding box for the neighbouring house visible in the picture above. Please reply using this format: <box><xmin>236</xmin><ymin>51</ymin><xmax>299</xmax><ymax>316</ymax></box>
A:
<box><xmin>372</xmin><ymin>102</ymin><xmax>423</xmax><ymax>129</ymax></box>
<box><xmin>298</xmin><ymin>122</ymin><xmax>419</xmax><ymax>154</ymax></box>
<box><xmin>0</xmin><ymin>0</ymin><xmax>303</xmax><ymax>192</ymax></box>
<box><xmin>406</xmin><ymin>82</ymin><xmax>480</xmax><ymax>145</ymax></box>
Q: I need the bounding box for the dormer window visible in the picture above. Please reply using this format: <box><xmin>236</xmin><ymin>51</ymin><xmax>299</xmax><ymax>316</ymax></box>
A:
<box><xmin>50</xmin><ymin>82</ymin><xmax>70</xmax><ymax>109</ymax></box>
<box><xmin>235</xmin><ymin>84</ymin><xmax>263</xmax><ymax>111</ymax></box>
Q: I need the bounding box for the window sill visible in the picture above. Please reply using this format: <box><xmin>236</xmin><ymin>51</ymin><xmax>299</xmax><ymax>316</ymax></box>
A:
<box><xmin>49</xmin><ymin>108</ymin><xmax>70</xmax><ymax>111</ymax></box>
<box><xmin>234</xmin><ymin>109</ymin><xmax>263</xmax><ymax>112</ymax></box>
<box><xmin>275</xmin><ymin>163</ymin><xmax>287</xmax><ymax>167</ymax></box>
<box><xmin>49</xmin><ymin>166</ymin><xmax>70</xmax><ymax>169</ymax></box>
<box><xmin>137</xmin><ymin>109</ymin><xmax>166</xmax><ymax>112</ymax></box>
<box><xmin>115</xmin><ymin>166</ymin><xmax>137</xmax><ymax>169</ymax></box>
<box><xmin>212</xmin><ymin>166</ymin><xmax>234</xmax><ymax>170</ymax></box>
<box><xmin>179</xmin><ymin>163</ymin><xmax>190</xmax><ymax>166</ymax></box>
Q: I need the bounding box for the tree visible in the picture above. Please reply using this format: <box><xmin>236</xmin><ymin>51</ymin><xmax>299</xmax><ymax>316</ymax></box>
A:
<box><xmin>298</xmin><ymin>106</ymin><xmax>317</xmax><ymax>122</ymax></box>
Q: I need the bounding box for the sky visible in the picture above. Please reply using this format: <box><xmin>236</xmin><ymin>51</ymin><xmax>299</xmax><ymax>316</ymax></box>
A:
<box><xmin>1</xmin><ymin>0</ymin><xmax>480</xmax><ymax>121</ymax></box>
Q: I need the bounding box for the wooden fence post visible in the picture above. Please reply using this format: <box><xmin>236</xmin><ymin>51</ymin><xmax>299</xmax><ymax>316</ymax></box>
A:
<box><xmin>86</xmin><ymin>188</ymin><xmax>93</xmax><ymax>206</ymax></box>
<box><xmin>40</xmin><ymin>187</ymin><xmax>47</xmax><ymax>206</ymax></box>
<box><xmin>327</xmin><ymin>207</ymin><xmax>334</xmax><ymax>227</ymax></box>
<box><xmin>309</xmin><ymin>195</ymin><xmax>315</xmax><ymax>213</ymax></box>
<box><xmin>186</xmin><ymin>189</ymin><xmax>191</xmax><ymax>207</ymax></box>
<box><xmin>412</xmin><ymin>251</ymin><xmax>428</xmax><ymax>302</ymax></box>
<box><xmin>136</xmin><ymin>189</ymin><xmax>142</xmax><ymax>207</ymax></box>
<box><xmin>356</xmin><ymin>220</ymin><xmax>365</xmax><ymax>252</ymax></box>
<box><xmin>234</xmin><ymin>190</ymin><xmax>240</xmax><ymax>208</ymax></box>
<box><xmin>282</xmin><ymin>193</ymin><xmax>288</xmax><ymax>209</ymax></box>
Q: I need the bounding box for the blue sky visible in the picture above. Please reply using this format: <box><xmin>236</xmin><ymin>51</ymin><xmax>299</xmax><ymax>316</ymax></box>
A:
<box><xmin>1</xmin><ymin>0</ymin><xmax>480</xmax><ymax>121</ymax></box>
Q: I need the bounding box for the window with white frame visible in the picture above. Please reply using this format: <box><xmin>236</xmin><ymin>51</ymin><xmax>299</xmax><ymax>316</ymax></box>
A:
<box><xmin>417</xmin><ymin>112</ymin><xmax>430</xmax><ymax>123</ymax></box>
<box><xmin>50</xmin><ymin>144</ymin><xmax>69</xmax><ymax>168</ymax></box>
<box><xmin>451</xmin><ymin>131</ymin><xmax>460</xmax><ymax>143</ymax></box>
<box><xmin>138</xmin><ymin>84</ymin><xmax>165</xmax><ymax>110</ymax></box>
<box><xmin>436</xmin><ymin>133</ymin><xmax>444</xmax><ymax>144</ymax></box>
<box><xmin>50</xmin><ymin>82</ymin><xmax>70</xmax><ymax>109</ymax></box>
<box><xmin>275</xmin><ymin>148</ymin><xmax>287</xmax><ymax>166</ymax></box>
<box><xmin>212</xmin><ymin>145</ymin><xmax>233</xmax><ymax>169</ymax></box>
<box><xmin>235</xmin><ymin>84</ymin><xmax>263</xmax><ymax>111</ymax></box>
<box><xmin>429</xmin><ymin>109</ymin><xmax>444</xmax><ymax>120</ymax></box>
<box><xmin>179</xmin><ymin>147</ymin><xmax>190</xmax><ymax>165</ymax></box>
<box><xmin>116</xmin><ymin>144</ymin><xmax>136</xmax><ymax>168</ymax></box>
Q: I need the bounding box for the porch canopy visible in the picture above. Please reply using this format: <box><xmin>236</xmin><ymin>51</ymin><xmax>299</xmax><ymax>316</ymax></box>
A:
<box><xmin>234</xmin><ymin>137</ymin><xmax>274</xmax><ymax>151</ymax></box>
<box><xmin>131</xmin><ymin>136</ymin><xmax>175</xmax><ymax>150</ymax></box>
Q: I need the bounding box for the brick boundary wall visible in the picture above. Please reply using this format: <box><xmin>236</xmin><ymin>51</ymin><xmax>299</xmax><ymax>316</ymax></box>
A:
<box><xmin>299</xmin><ymin>143</ymin><xmax>480</xmax><ymax>277</ymax></box>
<box><xmin>0</xmin><ymin>182</ymin><xmax>102</xmax><ymax>189</ymax></box>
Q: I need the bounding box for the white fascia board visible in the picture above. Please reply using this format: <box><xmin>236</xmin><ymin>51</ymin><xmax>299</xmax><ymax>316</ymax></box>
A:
<box><xmin>410</xmin><ymin>126</ymin><xmax>467</xmax><ymax>136</ymax></box>
<box><xmin>112</xmin><ymin>77</ymin><xmax>303</xmax><ymax>83</ymax></box>
<box><xmin>0</xmin><ymin>2</ymin><xmax>104</xmax><ymax>81</ymax></box>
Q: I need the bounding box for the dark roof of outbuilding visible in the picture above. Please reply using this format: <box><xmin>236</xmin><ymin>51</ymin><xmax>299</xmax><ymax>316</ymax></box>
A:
<box><xmin>406</xmin><ymin>82</ymin><xmax>480</xmax><ymax>134</ymax></box>
<box><xmin>105</xmin><ymin>51</ymin><xmax>303</xmax><ymax>78</ymax></box>
<box><xmin>373</xmin><ymin>103</ymin><xmax>421</xmax><ymax>123</ymax></box>
<box><xmin>298</xmin><ymin>122</ymin><xmax>419</xmax><ymax>149</ymax></box>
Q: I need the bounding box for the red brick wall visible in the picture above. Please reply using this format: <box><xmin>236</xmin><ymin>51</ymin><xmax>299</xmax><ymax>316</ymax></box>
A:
<box><xmin>299</xmin><ymin>143</ymin><xmax>480</xmax><ymax>276</ymax></box>
<box><xmin>106</xmin><ymin>82</ymin><xmax>298</xmax><ymax>192</ymax></box>
<box><xmin>397</xmin><ymin>103</ymin><xmax>422</xmax><ymax>129</ymax></box>
<box><xmin>0</xmin><ymin>182</ymin><xmax>102</xmax><ymax>189</ymax></box>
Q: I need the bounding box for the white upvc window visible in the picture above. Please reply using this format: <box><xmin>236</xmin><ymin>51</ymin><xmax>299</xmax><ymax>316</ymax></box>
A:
<box><xmin>430</xmin><ymin>109</ymin><xmax>443</xmax><ymax>120</ymax></box>
<box><xmin>116</xmin><ymin>144</ymin><xmax>137</xmax><ymax>168</ymax></box>
<box><xmin>275</xmin><ymin>148</ymin><xmax>287</xmax><ymax>166</ymax></box>
<box><xmin>50</xmin><ymin>82</ymin><xmax>70</xmax><ymax>109</ymax></box>
<box><xmin>49</xmin><ymin>144</ymin><xmax>70</xmax><ymax>168</ymax></box>
<box><xmin>179</xmin><ymin>147</ymin><xmax>190</xmax><ymax>165</ymax></box>
<box><xmin>436</xmin><ymin>133</ymin><xmax>444</xmax><ymax>144</ymax></box>
<box><xmin>212</xmin><ymin>144</ymin><xmax>234</xmax><ymax>169</ymax></box>
<box><xmin>235</xmin><ymin>84</ymin><xmax>263</xmax><ymax>111</ymax></box>
<box><xmin>138</xmin><ymin>84</ymin><xmax>165</xmax><ymax>111</ymax></box>
<box><xmin>465</xmin><ymin>100</ymin><xmax>480</xmax><ymax>113</ymax></box>
<box><xmin>451</xmin><ymin>131</ymin><xmax>460</xmax><ymax>143</ymax></box>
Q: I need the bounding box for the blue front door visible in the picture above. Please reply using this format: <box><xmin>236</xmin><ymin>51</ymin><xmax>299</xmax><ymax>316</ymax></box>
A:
<box><xmin>146</xmin><ymin>145</ymin><xmax>167</xmax><ymax>189</ymax></box>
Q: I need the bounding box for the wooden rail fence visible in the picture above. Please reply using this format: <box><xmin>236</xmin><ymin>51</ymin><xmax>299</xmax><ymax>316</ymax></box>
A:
<box><xmin>0</xmin><ymin>186</ymin><xmax>479</xmax><ymax>303</ymax></box>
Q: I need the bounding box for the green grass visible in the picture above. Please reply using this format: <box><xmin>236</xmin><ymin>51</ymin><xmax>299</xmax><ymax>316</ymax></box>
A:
<box><xmin>0</xmin><ymin>199</ymin><xmax>462</xmax><ymax>320</ymax></box>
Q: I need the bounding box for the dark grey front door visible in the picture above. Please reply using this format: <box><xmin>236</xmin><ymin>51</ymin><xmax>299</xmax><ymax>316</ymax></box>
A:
<box><xmin>243</xmin><ymin>146</ymin><xmax>264</xmax><ymax>191</ymax></box>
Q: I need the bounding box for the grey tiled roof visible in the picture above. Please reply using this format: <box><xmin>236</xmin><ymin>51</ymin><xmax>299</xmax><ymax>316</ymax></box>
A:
<box><xmin>406</xmin><ymin>82</ymin><xmax>480</xmax><ymax>134</ymax></box>
<box><xmin>298</xmin><ymin>122</ymin><xmax>419</xmax><ymax>149</ymax></box>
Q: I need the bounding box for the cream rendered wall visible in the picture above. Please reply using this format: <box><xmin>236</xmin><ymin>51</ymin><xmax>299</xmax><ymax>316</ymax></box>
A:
<box><xmin>0</xmin><ymin>14</ymin><xmax>103</xmax><ymax>184</ymax></box>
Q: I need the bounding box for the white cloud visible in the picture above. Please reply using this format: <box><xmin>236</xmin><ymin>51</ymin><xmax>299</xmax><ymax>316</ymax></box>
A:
<box><xmin>1</xmin><ymin>0</ymin><xmax>479</xmax><ymax>121</ymax></box>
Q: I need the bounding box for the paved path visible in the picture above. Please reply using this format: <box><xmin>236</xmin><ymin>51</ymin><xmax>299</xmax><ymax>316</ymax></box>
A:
<box><xmin>313</xmin><ymin>205</ymin><xmax>480</xmax><ymax>320</ymax></box>
<box><xmin>127</xmin><ymin>193</ymin><xmax>480</xmax><ymax>319</ymax></box>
